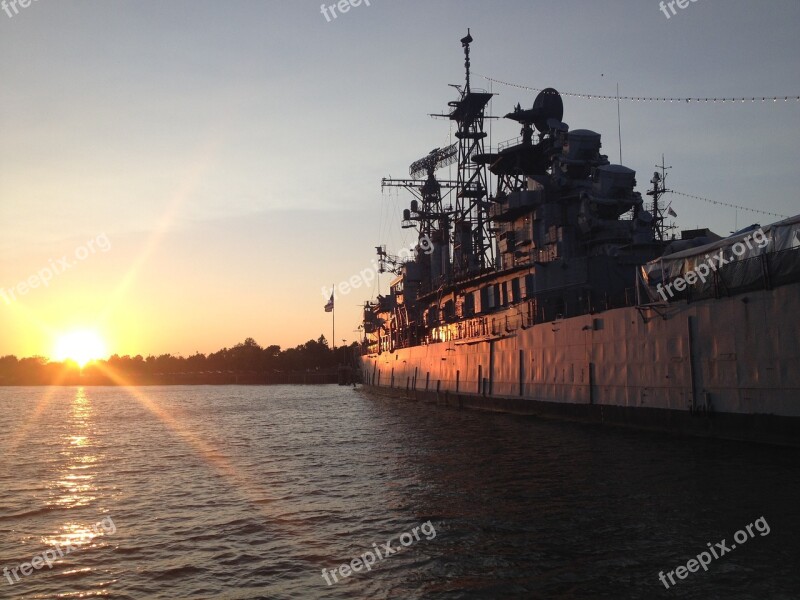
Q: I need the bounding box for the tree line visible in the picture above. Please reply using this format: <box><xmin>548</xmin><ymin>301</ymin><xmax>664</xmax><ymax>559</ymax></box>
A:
<box><xmin>0</xmin><ymin>336</ymin><xmax>359</xmax><ymax>386</ymax></box>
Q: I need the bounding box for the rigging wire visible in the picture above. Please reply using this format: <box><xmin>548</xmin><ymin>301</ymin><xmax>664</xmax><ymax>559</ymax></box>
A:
<box><xmin>669</xmin><ymin>190</ymin><xmax>789</xmax><ymax>219</ymax></box>
<box><xmin>478</xmin><ymin>74</ymin><xmax>800</xmax><ymax>104</ymax></box>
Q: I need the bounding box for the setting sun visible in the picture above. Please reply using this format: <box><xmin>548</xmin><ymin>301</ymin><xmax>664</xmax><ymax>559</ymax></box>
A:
<box><xmin>53</xmin><ymin>330</ymin><xmax>108</xmax><ymax>367</ymax></box>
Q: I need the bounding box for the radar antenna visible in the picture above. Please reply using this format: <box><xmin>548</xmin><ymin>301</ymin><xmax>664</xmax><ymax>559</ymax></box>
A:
<box><xmin>409</xmin><ymin>144</ymin><xmax>458</xmax><ymax>180</ymax></box>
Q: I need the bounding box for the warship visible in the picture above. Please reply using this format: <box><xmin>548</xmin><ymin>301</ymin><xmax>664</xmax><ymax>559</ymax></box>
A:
<box><xmin>358</xmin><ymin>31</ymin><xmax>800</xmax><ymax>446</ymax></box>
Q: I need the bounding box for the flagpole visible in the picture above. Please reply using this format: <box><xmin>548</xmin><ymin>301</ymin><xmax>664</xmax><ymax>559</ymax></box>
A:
<box><xmin>332</xmin><ymin>284</ymin><xmax>335</xmax><ymax>351</ymax></box>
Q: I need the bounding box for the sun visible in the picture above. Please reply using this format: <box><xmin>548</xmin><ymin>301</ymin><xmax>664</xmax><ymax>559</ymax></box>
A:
<box><xmin>53</xmin><ymin>330</ymin><xmax>108</xmax><ymax>368</ymax></box>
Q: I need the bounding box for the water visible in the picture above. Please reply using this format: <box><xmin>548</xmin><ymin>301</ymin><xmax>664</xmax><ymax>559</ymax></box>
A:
<box><xmin>0</xmin><ymin>385</ymin><xmax>798</xmax><ymax>599</ymax></box>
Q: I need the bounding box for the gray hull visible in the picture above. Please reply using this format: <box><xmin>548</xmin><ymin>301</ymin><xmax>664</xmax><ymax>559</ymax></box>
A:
<box><xmin>359</xmin><ymin>283</ymin><xmax>800</xmax><ymax>446</ymax></box>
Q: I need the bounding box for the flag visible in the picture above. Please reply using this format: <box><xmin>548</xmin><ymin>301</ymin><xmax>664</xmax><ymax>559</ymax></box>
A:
<box><xmin>667</xmin><ymin>204</ymin><xmax>678</xmax><ymax>218</ymax></box>
<box><xmin>324</xmin><ymin>292</ymin><xmax>334</xmax><ymax>312</ymax></box>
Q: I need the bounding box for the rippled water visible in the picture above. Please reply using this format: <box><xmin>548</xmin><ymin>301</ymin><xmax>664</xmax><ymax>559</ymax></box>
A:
<box><xmin>0</xmin><ymin>385</ymin><xmax>798</xmax><ymax>599</ymax></box>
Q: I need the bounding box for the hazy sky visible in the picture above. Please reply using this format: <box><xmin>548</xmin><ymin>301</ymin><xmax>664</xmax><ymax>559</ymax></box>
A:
<box><xmin>1</xmin><ymin>0</ymin><xmax>799</xmax><ymax>358</ymax></box>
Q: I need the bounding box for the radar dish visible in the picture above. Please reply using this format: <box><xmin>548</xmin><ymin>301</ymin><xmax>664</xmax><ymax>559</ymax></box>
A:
<box><xmin>532</xmin><ymin>88</ymin><xmax>563</xmax><ymax>133</ymax></box>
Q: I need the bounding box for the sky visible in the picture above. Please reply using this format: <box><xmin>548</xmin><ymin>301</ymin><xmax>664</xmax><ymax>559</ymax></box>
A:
<box><xmin>1</xmin><ymin>0</ymin><xmax>799</xmax><ymax>359</ymax></box>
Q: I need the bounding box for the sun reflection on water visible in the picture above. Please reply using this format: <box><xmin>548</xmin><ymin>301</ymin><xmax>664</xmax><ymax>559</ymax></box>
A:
<box><xmin>47</xmin><ymin>388</ymin><xmax>104</xmax><ymax>535</ymax></box>
<box><xmin>40</xmin><ymin>521</ymin><xmax>106</xmax><ymax>550</ymax></box>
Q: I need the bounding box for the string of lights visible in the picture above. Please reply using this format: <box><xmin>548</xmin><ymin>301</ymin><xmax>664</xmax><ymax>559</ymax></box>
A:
<box><xmin>668</xmin><ymin>191</ymin><xmax>789</xmax><ymax>219</ymax></box>
<box><xmin>478</xmin><ymin>74</ymin><xmax>800</xmax><ymax>104</ymax></box>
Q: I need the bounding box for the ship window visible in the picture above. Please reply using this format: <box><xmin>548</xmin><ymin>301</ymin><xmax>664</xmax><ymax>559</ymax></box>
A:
<box><xmin>511</xmin><ymin>278</ymin><xmax>521</xmax><ymax>303</ymax></box>
<box><xmin>463</xmin><ymin>293</ymin><xmax>475</xmax><ymax>317</ymax></box>
<box><xmin>525</xmin><ymin>274</ymin><xmax>535</xmax><ymax>299</ymax></box>
<box><xmin>443</xmin><ymin>300</ymin><xmax>455</xmax><ymax>320</ymax></box>
<box><xmin>479</xmin><ymin>287</ymin><xmax>489</xmax><ymax>312</ymax></box>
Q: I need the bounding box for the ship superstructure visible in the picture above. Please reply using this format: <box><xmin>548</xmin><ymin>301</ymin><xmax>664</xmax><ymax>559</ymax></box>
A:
<box><xmin>365</xmin><ymin>31</ymin><xmax>667</xmax><ymax>354</ymax></box>
<box><xmin>359</xmin><ymin>32</ymin><xmax>800</xmax><ymax>446</ymax></box>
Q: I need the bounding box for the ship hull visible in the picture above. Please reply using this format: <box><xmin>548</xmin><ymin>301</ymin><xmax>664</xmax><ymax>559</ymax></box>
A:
<box><xmin>358</xmin><ymin>283</ymin><xmax>800</xmax><ymax>446</ymax></box>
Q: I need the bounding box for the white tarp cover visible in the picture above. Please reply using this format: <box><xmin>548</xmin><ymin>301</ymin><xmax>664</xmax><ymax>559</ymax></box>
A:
<box><xmin>640</xmin><ymin>214</ymin><xmax>800</xmax><ymax>298</ymax></box>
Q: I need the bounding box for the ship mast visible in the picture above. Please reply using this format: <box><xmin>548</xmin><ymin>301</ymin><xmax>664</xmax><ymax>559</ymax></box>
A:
<box><xmin>647</xmin><ymin>154</ymin><xmax>676</xmax><ymax>242</ymax></box>
<box><xmin>448</xmin><ymin>30</ymin><xmax>494</xmax><ymax>275</ymax></box>
<box><xmin>381</xmin><ymin>30</ymin><xmax>496</xmax><ymax>285</ymax></box>
<box><xmin>380</xmin><ymin>145</ymin><xmax>458</xmax><ymax>282</ymax></box>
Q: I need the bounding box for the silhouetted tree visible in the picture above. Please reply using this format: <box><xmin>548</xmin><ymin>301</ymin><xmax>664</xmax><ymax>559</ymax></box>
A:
<box><xmin>0</xmin><ymin>334</ymin><xmax>341</xmax><ymax>385</ymax></box>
